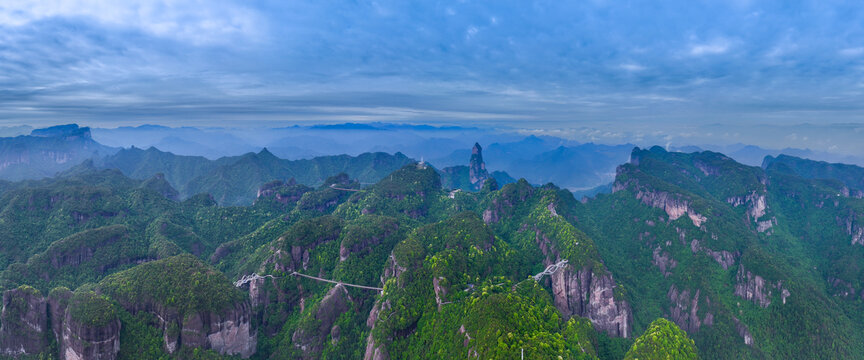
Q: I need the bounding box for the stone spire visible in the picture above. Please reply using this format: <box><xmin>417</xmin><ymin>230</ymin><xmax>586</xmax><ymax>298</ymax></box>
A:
<box><xmin>469</xmin><ymin>142</ymin><xmax>489</xmax><ymax>187</ymax></box>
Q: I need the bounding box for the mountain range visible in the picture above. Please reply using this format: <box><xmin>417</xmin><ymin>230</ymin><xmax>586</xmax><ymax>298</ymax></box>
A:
<box><xmin>0</xmin><ymin>131</ymin><xmax>861</xmax><ymax>358</ymax></box>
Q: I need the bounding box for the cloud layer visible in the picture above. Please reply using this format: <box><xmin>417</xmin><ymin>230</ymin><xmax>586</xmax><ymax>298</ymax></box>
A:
<box><xmin>1</xmin><ymin>0</ymin><xmax>864</xmax><ymax>152</ymax></box>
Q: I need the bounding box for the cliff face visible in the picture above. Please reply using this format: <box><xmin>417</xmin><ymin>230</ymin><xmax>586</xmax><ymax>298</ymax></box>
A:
<box><xmin>690</xmin><ymin>239</ymin><xmax>737</xmax><ymax>270</ymax></box>
<box><xmin>0</xmin><ymin>287</ymin><xmax>123</xmax><ymax>360</ymax></box>
<box><xmin>734</xmin><ymin>265</ymin><xmax>790</xmax><ymax>308</ymax></box>
<box><xmin>536</xmin><ymin>227</ymin><xmax>632</xmax><ymax>338</ymax></box>
<box><xmin>293</xmin><ymin>285</ymin><xmax>352</xmax><ymax>359</ymax></box>
<box><xmin>61</xmin><ymin>311</ymin><xmax>121</xmax><ymax>360</ymax></box>
<box><xmin>176</xmin><ymin>302</ymin><xmax>256</xmax><ymax>357</ymax></box>
<box><xmin>123</xmin><ymin>299</ymin><xmax>256</xmax><ymax>358</ymax></box>
<box><xmin>652</xmin><ymin>247</ymin><xmax>677</xmax><ymax>277</ymax></box>
<box><xmin>468</xmin><ymin>143</ymin><xmax>490</xmax><ymax>190</ymax></box>
<box><xmin>612</xmin><ymin>174</ymin><xmax>707</xmax><ymax>228</ymax></box>
<box><xmin>667</xmin><ymin>285</ymin><xmax>714</xmax><ymax>334</ymax></box>
<box><xmin>362</xmin><ymin>253</ymin><xmax>404</xmax><ymax>360</ymax></box>
<box><xmin>0</xmin><ymin>124</ymin><xmax>115</xmax><ymax>181</ymax></box>
<box><xmin>841</xmin><ymin>212</ymin><xmax>864</xmax><ymax>246</ymax></box>
<box><xmin>727</xmin><ymin>191</ymin><xmax>775</xmax><ymax>233</ymax></box>
<box><xmin>548</xmin><ymin>263</ymin><xmax>632</xmax><ymax>337</ymax></box>
<box><xmin>0</xmin><ymin>287</ymin><xmax>49</xmax><ymax>356</ymax></box>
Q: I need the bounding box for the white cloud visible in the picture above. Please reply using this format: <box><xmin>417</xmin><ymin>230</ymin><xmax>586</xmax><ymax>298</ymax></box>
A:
<box><xmin>840</xmin><ymin>47</ymin><xmax>864</xmax><ymax>57</ymax></box>
<box><xmin>688</xmin><ymin>38</ymin><xmax>731</xmax><ymax>56</ymax></box>
<box><xmin>465</xmin><ymin>25</ymin><xmax>479</xmax><ymax>40</ymax></box>
<box><xmin>0</xmin><ymin>0</ymin><xmax>262</xmax><ymax>45</ymax></box>
<box><xmin>766</xmin><ymin>42</ymin><xmax>798</xmax><ymax>59</ymax></box>
<box><xmin>635</xmin><ymin>94</ymin><xmax>686</xmax><ymax>102</ymax></box>
<box><xmin>619</xmin><ymin>63</ymin><xmax>646</xmax><ymax>72</ymax></box>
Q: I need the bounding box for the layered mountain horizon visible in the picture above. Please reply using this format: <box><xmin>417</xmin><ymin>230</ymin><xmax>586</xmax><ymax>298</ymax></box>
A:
<box><xmin>0</xmin><ymin>123</ymin><xmax>861</xmax><ymax>359</ymax></box>
<box><xmin>4</xmin><ymin>123</ymin><xmax>861</xmax><ymax>204</ymax></box>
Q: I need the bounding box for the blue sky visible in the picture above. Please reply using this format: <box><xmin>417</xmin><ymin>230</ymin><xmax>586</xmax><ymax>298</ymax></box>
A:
<box><xmin>2</xmin><ymin>0</ymin><xmax>864</xmax><ymax>148</ymax></box>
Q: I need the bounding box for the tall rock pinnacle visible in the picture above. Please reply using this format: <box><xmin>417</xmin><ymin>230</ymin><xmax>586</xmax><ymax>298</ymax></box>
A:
<box><xmin>469</xmin><ymin>142</ymin><xmax>490</xmax><ymax>188</ymax></box>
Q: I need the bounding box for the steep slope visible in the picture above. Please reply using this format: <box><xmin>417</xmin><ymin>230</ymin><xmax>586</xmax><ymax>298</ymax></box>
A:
<box><xmin>572</xmin><ymin>146</ymin><xmax>864</xmax><ymax>359</ymax></box>
<box><xmin>0</xmin><ymin>124</ymin><xmax>116</xmax><ymax>181</ymax></box>
<box><xmin>763</xmin><ymin>154</ymin><xmax>864</xmax><ymax>196</ymax></box>
<box><xmin>99</xmin><ymin>255</ymin><xmax>255</xmax><ymax>357</ymax></box>
<box><xmin>7</xmin><ymin>143</ymin><xmax>864</xmax><ymax>359</ymax></box>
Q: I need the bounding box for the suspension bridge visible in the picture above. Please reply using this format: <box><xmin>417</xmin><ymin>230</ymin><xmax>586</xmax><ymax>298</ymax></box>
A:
<box><xmin>234</xmin><ymin>271</ymin><xmax>384</xmax><ymax>291</ymax></box>
<box><xmin>532</xmin><ymin>259</ymin><xmax>569</xmax><ymax>281</ymax></box>
<box><xmin>329</xmin><ymin>184</ymin><xmax>363</xmax><ymax>192</ymax></box>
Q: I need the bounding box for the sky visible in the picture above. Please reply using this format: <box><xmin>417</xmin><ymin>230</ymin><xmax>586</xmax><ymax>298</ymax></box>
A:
<box><xmin>2</xmin><ymin>1</ymin><xmax>864</xmax><ymax>152</ymax></box>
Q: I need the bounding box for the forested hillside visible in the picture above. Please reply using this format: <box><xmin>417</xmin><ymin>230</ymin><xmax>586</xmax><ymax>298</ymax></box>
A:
<box><xmin>0</xmin><ymin>145</ymin><xmax>862</xmax><ymax>359</ymax></box>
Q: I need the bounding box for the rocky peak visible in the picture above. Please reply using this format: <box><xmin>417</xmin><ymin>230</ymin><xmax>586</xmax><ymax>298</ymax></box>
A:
<box><xmin>30</xmin><ymin>124</ymin><xmax>92</xmax><ymax>140</ymax></box>
<box><xmin>734</xmin><ymin>265</ymin><xmax>790</xmax><ymax>308</ymax></box>
<box><xmin>0</xmin><ymin>286</ymin><xmax>49</xmax><ymax>356</ymax></box>
<box><xmin>469</xmin><ymin>142</ymin><xmax>489</xmax><ymax>187</ymax></box>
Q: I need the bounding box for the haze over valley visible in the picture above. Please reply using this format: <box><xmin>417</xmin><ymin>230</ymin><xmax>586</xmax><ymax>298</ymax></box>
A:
<box><xmin>3</xmin><ymin>1</ymin><xmax>864</xmax><ymax>359</ymax></box>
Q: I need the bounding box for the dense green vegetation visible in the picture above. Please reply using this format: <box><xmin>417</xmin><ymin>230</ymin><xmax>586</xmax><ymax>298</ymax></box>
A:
<box><xmin>97</xmin><ymin>147</ymin><xmax>414</xmax><ymax>205</ymax></box>
<box><xmin>624</xmin><ymin>318</ymin><xmax>698</xmax><ymax>360</ymax></box>
<box><xmin>2</xmin><ymin>144</ymin><xmax>864</xmax><ymax>359</ymax></box>
<box><xmin>99</xmin><ymin>254</ymin><xmax>245</xmax><ymax>316</ymax></box>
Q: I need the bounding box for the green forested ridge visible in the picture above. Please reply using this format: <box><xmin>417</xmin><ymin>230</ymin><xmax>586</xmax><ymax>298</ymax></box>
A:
<box><xmin>0</xmin><ymin>146</ymin><xmax>863</xmax><ymax>359</ymax></box>
<box><xmin>624</xmin><ymin>318</ymin><xmax>698</xmax><ymax>360</ymax></box>
<box><xmin>96</xmin><ymin>147</ymin><xmax>416</xmax><ymax>205</ymax></box>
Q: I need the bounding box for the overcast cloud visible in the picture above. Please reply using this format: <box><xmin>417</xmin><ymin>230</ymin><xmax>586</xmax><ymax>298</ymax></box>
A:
<box><xmin>2</xmin><ymin>1</ymin><xmax>864</xmax><ymax>153</ymax></box>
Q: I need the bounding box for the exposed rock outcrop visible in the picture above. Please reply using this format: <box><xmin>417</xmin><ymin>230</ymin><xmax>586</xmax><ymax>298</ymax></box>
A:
<box><xmin>293</xmin><ymin>285</ymin><xmax>352</xmax><ymax>359</ymax></box>
<box><xmin>457</xmin><ymin>324</ymin><xmax>479</xmax><ymax>358</ymax></box>
<box><xmin>61</xmin><ymin>309</ymin><xmax>121</xmax><ymax>360</ymax></box>
<box><xmin>0</xmin><ymin>287</ymin><xmax>122</xmax><ymax>360</ymax></box>
<box><xmin>255</xmin><ymin>178</ymin><xmax>311</xmax><ymax>205</ymax></box>
<box><xmin>734</xmin><ymin>265</ymin><xmax>790</xmax><ymax>307</ymax></box>
<box><xmin>727</xmin><ymin>191</ymin><xmax>775</xmax><ymax>232</ymax></box>
<box><xmin>469</xmin><ymin>143</ymin><xmax>490</xmax><ymax>188</ymax></box>
<box><xmin>363</xmin><ymin>299</ymin><xmax>390</xmax><ymax>360</ymax></box>
<box><xmin>652</xmin><ymin>247</ymin><xmax>677</xmax><ymax>277</ymax></box>
<box><xmin>840</xmin><ymin>212</ymin><xmax>864</xmax><ymax>246</ymax></box>
<box><xmin>732</xmin><ymin>316</ymin><xmax>754</xmax><ymax>346</ymax></box>
<box><xmin>613</xmin><ymin>178</ymin><xmax>706</xmax><ymax>228</ymax></box>
<box><xmin>667</xmin><ymin>285</ymin><xmax>713</xmax><ymax>333</ymax></box>
<box><xmin>532</xmin><ymin>224</ymin><xmax>631</xmax><ymax>338</ymax></box>
<box><xmin>690</xmin><ymin>239</ymin><xmax>736</xmax><ymax>270</ymax></box>
<box><xmin>176</xmin><ymin>302</ymin><xmax>256</xmax><ymax>357</ymax></box>
<box><xmin>0</xmin><ymin>286</ymin><xmax>49</xmax><ymax>356</ymax></box>
<box><xmin>362</xmin><ymin>253</ymin><xmax>406</xmax><ymax>360</ymax></box>
<box><xmin>547</xmin><ymin>263</ymin><xmax>631</xmax><ymax>337</ymax></box>
<box><xmin>140</xmin><ymin>300</ymin><xmax>255</xmax><ymax>357</ymax></box>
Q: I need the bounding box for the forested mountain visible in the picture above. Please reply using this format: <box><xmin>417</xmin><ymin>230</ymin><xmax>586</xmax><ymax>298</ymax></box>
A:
<box><xmin>95</xmin><ymin>147</ymin><xmax>415</xmax><ymax>205</ymax></box>
<box><xmin>0</xmin><ymin>124</ymin><xmax>116</xmax><ymax>181</ymax></box>
<box><xmin>0</xmin><ymin>145</ymin><xmax>863</xmax><ymax>359</ymax></box>
<box><xmin>763</xmin><ymin>154</ymin><xmax>864</xmax><ymax>195</ymax></box>
<box><xmin>97</xmin><ymin>143</ymin><xmax>514</xmax><ymax>205</ymax></box>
